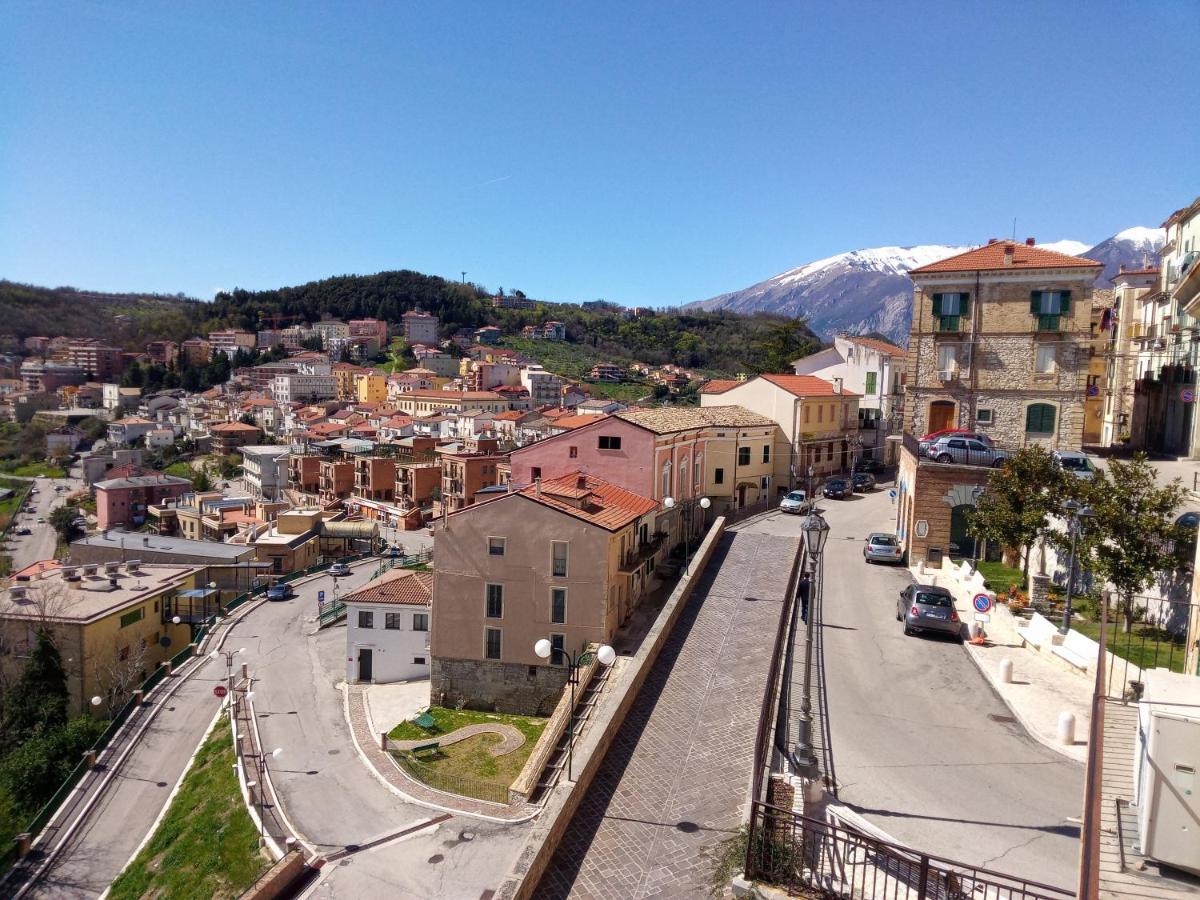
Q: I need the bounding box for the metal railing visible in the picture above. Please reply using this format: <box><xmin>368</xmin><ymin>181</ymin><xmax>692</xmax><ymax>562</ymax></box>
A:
<box><xmin>391</xmin><ymin>750</ymin><xmax>509</xmax><ymax>805</ymax></box>
<box><xmin>1101</xmin><ymin>594</ymin><xmax>1199</xmax><ymax>699</ymax></box>
<box><xmin>745</xmin><ymin>802</ymin><xmax>1074</xmax><ymax>900</ymax></box>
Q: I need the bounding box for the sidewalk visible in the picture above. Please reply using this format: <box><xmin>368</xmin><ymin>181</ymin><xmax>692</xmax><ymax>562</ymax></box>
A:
<box><xmin>917</xmin><ymin>565</ymin><xmax>1093</xmax><ymax>764</ymax></box>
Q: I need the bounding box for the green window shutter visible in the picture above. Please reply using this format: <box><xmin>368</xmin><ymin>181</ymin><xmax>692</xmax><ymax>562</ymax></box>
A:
<box><xmin>931</xmin><ymin>293</ymin><xmax>943</xmax><ymax>317</ymax></box>
<box><xmin>1025</xmin><ymin>403</ymin><xmax>1056</xmax><ymax>433</ymax></box>
<box><xmin>960</xmin><ymin>293</ymin><xmax>972</xmax><ymax>316</ymax></box>
<box><xmin>1030</xmin><ymin>291</ymin><xmax>1042</xmax><ymax>314</ymax></box>
<box><xmin>865</xmin><ymin>372</ymin><xmax>877</xmax><ymax>395</ymax></box>
<box><xmin>1059</xmin><ymin>290</ymin><xmax>1071</xmax><ymax>316</ymax></box>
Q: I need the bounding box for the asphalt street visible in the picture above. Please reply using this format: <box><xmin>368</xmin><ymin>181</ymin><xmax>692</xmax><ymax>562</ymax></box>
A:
<box><xmin>6</xmin><ymin>467</ymin><xmax>84</xmax><ymax>571</ymax></box>
<box><xmin>738</xmin><ymin>488</ymin><xmax>1084</xmax><ymax>890</ymax></box>
<box><xmin>241</xmin><ymin>561</ymin><xmax>530</xmax><ymax>899</ymax></box>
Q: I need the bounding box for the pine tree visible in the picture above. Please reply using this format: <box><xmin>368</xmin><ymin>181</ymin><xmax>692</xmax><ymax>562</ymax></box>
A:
<box><xmin>1</xmin><ymin>630</ymin><xmax>70</xmax><ymax>751</ymax></box>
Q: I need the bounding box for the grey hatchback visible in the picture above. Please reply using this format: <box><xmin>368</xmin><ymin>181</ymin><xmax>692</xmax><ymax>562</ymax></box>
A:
<box><xmin>863</xmin><ymin>532</ymin><xmax>903</xmax><ymax>564</ymax></box>
<box><xmin>897</xmin><ymin>585</ymin><xmax>962</xmax><ymax>639</ymax></box>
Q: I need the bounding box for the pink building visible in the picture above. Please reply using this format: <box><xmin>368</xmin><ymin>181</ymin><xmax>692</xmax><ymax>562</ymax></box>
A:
<box><xmin>349</xmin><ymin>318</ymin><xmax>389</xmax><ymax>346</ymax></box>
<box><xmin>94</xmin><ymin>473</ymin><xmax>192</xmax><ymax>531</ymax></box>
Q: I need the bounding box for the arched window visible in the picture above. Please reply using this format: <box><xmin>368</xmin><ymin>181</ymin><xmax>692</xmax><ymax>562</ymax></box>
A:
<box><xmin>662</xmin><ymin>461</ymin><xmax>672</xmax><ymax>500</ymax></box>
<box><xmin>679</xmin><ymin>458</ymin><xmax>689</xmax><ymax>499</ymax></box>
<box><xmin>694</xmin><ymin>451</ymin><xmax>703</xmax><ymax>489</ymax></box>
<box><xmin>1025</xmin><ymin>403</ymin><xmax>1057</xmax><ymax>434</ymax></box>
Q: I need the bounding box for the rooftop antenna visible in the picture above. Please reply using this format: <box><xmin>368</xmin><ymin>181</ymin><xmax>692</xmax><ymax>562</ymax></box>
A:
<box><xmin>1011</xmin><ymin>218</ymin><xmax>1017</xmax><ymax>242</ymax></box>
<box><xmin>461</xmin><ymin>271</ymin><xmax>467</xmax><ymax>284</ymax></box>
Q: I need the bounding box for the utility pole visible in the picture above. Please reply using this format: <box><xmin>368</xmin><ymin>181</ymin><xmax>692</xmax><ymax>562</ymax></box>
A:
<box><xmin>461</xmin><ymin>271</ymin><xmax>467</xmax><ymax>284</ymax></box>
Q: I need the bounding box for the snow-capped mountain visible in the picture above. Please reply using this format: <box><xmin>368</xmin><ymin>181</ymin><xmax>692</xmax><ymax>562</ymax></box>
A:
<box><xmin>689</xmin><ymin>228</ymin><xmax>1165</xmax><ymax>345</ymax></box>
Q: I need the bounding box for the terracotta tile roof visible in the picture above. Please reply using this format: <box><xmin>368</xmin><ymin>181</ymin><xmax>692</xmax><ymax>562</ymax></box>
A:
<box><xmin>210</xmin><ymin>421</ymin><xmax>261</xmax><ymax>433</ymax></box>
<box><xmin>908</xmin><ymin>241</ymin><xmax>1103</xmax><ymax>274</ymax></box>
<box><xmin>844</xmin><ymin>335</ymin><xmax>906</xmax><ymax>357</ymax></box>
<box><xmin>520</xmin><ymin>472</ymin><xmax>658</xmax><ymax>531</ymax></box>
<box><xmin>700</xmin><ymin>379</ymin><xmax>741</xmax><ymax>394</ymax></box>
<box><xmin>550</xmin><ymin>413</ymin><xmax>603</xmax><ymax>430</ymax></box>
<box><xmin>343</xmin><ymin>569</ymin><xmax>433</xmax><ymax>607</ymax></box>
<box><xmin>615</xmin><ymin>405</ymin><xmax>776</xmax><ymax>433</ymax></box>
<box><xmin>758</xmin><ymin>374</ymin><xmax>861</xmax><ymax>398</ymax></box>
<box><xmin>493</xmin><ymin>410</ymin><xmax>527</xmax><ymax>421</ymax></box>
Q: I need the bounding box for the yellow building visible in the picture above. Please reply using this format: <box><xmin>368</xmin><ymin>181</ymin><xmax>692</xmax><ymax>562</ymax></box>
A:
<box><xmin>0</xmin><ymin>561</ymin><xmax>201</xmax><ymax>715</ymax></box>
<box><xmin>356</xmin><ymin>371</ymin><xmax>388</xmax><ymax>404</ymax></box>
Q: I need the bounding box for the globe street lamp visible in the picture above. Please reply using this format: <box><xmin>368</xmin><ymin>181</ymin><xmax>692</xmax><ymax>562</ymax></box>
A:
<box><xmin>793</xmin><ymin>511</ymin><xmax>830</xmax><ymax>783</ymax></box>
<box><xmin>1059</xmin><ymin>500</ymin><xmax>1095</xmax><ymax>635</ymax></box>
<box><xmin>664</xmin><ymin>496</ymin><xmax>711</xmax><ymax>575</ymax></box>
<box><xmin>534</xmin><ymin>639</ymin><xmax>616</xmax><ymax>782</ymax></box>
<box><xmin>254</xmin><ymin>746</ymin><xmax>283</xmax><ymax>846</ymax></box>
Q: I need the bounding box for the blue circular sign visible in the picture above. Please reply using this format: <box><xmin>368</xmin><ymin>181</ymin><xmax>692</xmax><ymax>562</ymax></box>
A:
<box><xmin>973</xmin><ymin>593</ymin><xmax>993</xmax><ymax>613</ymax></box>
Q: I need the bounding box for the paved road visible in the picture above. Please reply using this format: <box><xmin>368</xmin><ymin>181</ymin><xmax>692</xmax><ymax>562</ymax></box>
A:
<box><xmin>6</xmin><ymin>469</ymin><xmax>84</xmax><ymax>571</ymax></box>
<box><xmin>739</xmin><ymin>490</ymin><xmax>1084</xmax><ymax>889</ymax></box>
<box><xmin>241</xmin><ymin>561</ymin><xmax>530</xmax><ymax>899</ymax></box>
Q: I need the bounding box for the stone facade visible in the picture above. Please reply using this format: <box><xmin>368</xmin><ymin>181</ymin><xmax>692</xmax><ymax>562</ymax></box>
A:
<box><xmin>895</xmin><ymin>444</ymin><xmax>989</xmax><ymax>567</ymax></box>
<box><xmin>431</xmin><ymin>656</ymin><xmax>568</xmax><ymax>716</ymax></box>
<box><xmin>905</xmin><ymin>265</ymin><xmax>1097</xmax><ymax>450</ymax></box>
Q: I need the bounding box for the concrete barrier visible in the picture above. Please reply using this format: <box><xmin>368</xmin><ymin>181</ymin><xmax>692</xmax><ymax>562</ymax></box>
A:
<box><xmin>241</xmin><ymin>849</ymin><xmax>308</xmax><ymax>900</ymax></box>
<box><xmin>493</xmin><ymin>517</ymin><xmax>729</xmax><ymax>900</ymax></box>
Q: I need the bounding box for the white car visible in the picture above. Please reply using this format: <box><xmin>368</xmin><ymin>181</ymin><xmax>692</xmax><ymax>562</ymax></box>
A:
<box><xmin>779</xmin><ymin>490</ymin><xmax>808</xmax><ymax>514</ymax></box>
<box><xmin>1053</xmin><ymin>450</ymin><xmax>1097</xmax><ymax>480</ymax></box>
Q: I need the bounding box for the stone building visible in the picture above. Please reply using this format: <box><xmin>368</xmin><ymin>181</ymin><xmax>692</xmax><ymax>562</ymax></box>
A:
<box><xmin>905</xmin><ymin>239</ymin><xmax>1102</xmax><ymax>450</ymax></box>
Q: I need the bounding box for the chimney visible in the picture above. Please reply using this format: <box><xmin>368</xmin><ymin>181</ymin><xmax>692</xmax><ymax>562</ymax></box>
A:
<box><xmin>1025</xmin><ymin>237</ymin><xmax>1036</xmax><ymax>246</ymax></box>
<box><xmin>987</xmin><ymin>238</ymin><xmax>999</xmax><ymax>245</ymax></box>
<box><xmin>535</xmin><ymin>477</ymin><xmax>542</xmax><ymax>498</ymax></box>
<box><xmin>576</xmin><ymin>475</ymin><xmax>587</xmax><ymax>490</ymax></box>
<box><xmin>1002</xmin><ymin>243</ymin><xmax>1015</xmax><ymax>267</ymax></box>
<box><xmin>832</xmin><ymin>377</ymin><xmax>843</xmax><ymax>395</ymax></box>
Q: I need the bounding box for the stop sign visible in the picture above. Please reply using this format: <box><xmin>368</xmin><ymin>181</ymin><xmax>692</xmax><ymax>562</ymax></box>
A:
<box><xmin>213</xmin><ymin>685</ymin><xmax>228</xmax><ymax>698</ymax></box>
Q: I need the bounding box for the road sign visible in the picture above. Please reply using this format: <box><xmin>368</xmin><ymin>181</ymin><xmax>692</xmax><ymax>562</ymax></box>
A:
<box><xmin>973</xmin><ymin>593</ymin><xmax>993</xmax><ymax>614</ymax></box>
<box><xmin>318</xmin><ymin>590</ymin><xmax>325</xmax><ymax>603</ymax></box>
<box><xmin>973</xmin><ymin>613</ymin><xmax>991</xmax><ymax>624</ymax></box>
<box><xmin>888</xmin><ymin>489</ymin><xmax>897</xmax><ymax>499</ymax></box>
<box><xmin>1183</xmin><ymin>387</ymin><xmax>1196</xmax><ymax>404</ymax></box>
<box><xmin>213</xmin><ymin>685</ymin><xmax>228</xmax><ymax>699</ymax></box>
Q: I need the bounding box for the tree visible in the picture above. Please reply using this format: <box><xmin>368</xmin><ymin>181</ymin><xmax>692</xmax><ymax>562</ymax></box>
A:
<box><xmin>1069</xmin><ymin>456</ymin><xmax>1186</xmax><ymax>633</ymax></box>
<box><xmin>966</xmin><ymin>446</ymin><xmax>1067</xmax><ymax>581</ymax></box>
<box><xmin>122</xmin><ymin>361</ymin><xmax>144</xmax><ymax>387</ymax></box>
<box><xmin>190</xmin><ymin>465</ymin><xmax>213</xmax><ymax>493</ymax></box>
<box><xmin>2</xmin><ymin>630</ymin><xmax>70</xmax><ymax>751</ymax></box>
<box><xmin>49</xmin><ymin>505</ymin><xmax>83</xmax><ymax>545</ymax></box>
<box><xmin>750</xmin><ymin>320</ymin><xmax>817</xmax><ymax>373</ymax></box>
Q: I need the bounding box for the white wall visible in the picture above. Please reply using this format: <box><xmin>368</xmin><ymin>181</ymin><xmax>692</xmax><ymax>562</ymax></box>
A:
<box><xmin>345</xmin><ymin>600</ymin><xmax>431</xmax><ymax>683</ymax></box>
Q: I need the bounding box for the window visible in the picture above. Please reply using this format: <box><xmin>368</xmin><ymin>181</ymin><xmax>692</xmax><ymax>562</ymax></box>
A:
<box><xmin>598</xmin><ymin>435</ymin><xmax>622</xmax><ymax>450</ymax></box>
<box><xmin>714</xmin><ymin>467</ymin><xmax>724</xmax><ymax>485</ymax></box>
<box><xmin>1025</xmin><ymin>403</ymin><xmax>1057</xmax><ymax>434</ymax></box>
<box><xmin>817</xmin><ymin>405</ymin><xmax>824</xmax><ymax>424</ymax></box>
<box><xmin>661</xmin><ymin>462</ymin><xmax>671</xmax><ymax>498</ymax></box>
<box><xmin>932</xmin><ymin>292</ymin><xmax>969</xmax><ymax>332</ymax></box>
<box><xmin>413</xmin><ymin>612</ymin><xmax>429</xmax><ymax>632</ymax></box>
<box><xmin>826</xmin><ymin>443</ymin><xmax>833</xmax><ymax>461</ymax></box>
<box><xmin>1031</xmin><ymin>291</ymin><xmax>1070</xmax><ymax>330</ymax></box>
<box><xmin>937</xmin><ymin>344</ymin><xmax>956</xmax><ymax>371</ymax></box>
<box><xmin>568</xmin><ymin>445</ymin><xmax>578</xmax><ymax>459</ymax></box>
<box><xmin>119</xmin><ymin>608</ymin><xmax>144</xmax><ymax>628</ymax></box>
<box><xmin>737</xmin><ymin>446</ymin><xmax>751</xmax><ymax>466</ymax></box>
<box><xmin>695</xmin><ymin>451</ymin><xmax>702</xmax><ymax>488</ymax></box>
<box><xmin>385</xmin><ymin>613</ymin><xmax>402</xmax><ymax>630</ymax></box>
<box><xmin>486</xmin><ymin>584</ymin><xmax>503</xmax><ymax>618</ymax></box>
<box><xmin>762</xmin><ymin>445</ymin><xmax>770</xmax><ymax>464</ymax></box>
<box><xmin>414</xmin><ymin>656</ymin><xmax>427</xmax><ymax>666</ymax></box>
<box><xmin>358</xmin><ymin>610</ymin><xmax>374</xmax><ymax>629</ymax></box>
<box><xmin>864</xmin><ymin>371</ymin><xmax>877</xmax><ymax>395</ymax></box>
<box><xmin>531</xmin><ymin>466</ymin><xmax>541</xmax><ymax>481</ymax></box>
<box><xmin>551</xmin><ymin>588</ymin><xmax>567</xmax><ymax>625</ymax></box>
<box><xmin>976</xmin><ymin>408</ymin><xmax>994</xmax><ymax>424</ymax></box>
<box><xmin>485</xmin><ymin>627</ymin><xmax>502</xmax><ymax>660</ymax></box>
<box><xmin>552</xmin><ymin>541</ymin><xmax>569</xmax><ymax>577</ymax></box>
<box><xmin>550</xmin><ymin>633</ymin><xmax>566</xmax><ymax>666</ymax></box>
<box><xmin>488</xmin><ymin>536</ymin><xmax>506</xmax><ymax>556</ymax></box>
<box><xmin>1035</xmin><ymin>344</ymin><xmax>1056</xmax><ymax>374</ymax></box>
<box><xmin>804</xmin><ymin>406</ymin><xmax>811</xmax><ymax>424</ymax></box>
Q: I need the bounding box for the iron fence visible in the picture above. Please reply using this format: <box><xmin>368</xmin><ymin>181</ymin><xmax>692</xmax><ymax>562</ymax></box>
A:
<box><xmin>746</xmin><ymin>802</ymin><xmax>1074</xmax><ymax>900</ymax></box>
<box><xmin>1101</xmin><ymin>593</ymin><xmax>1199</xmax><ymax>698</ymax></box>
<box><xmin>390</xmin><ymin>750</ymin><xmax>510</xmax><ymax>805</ymax></box>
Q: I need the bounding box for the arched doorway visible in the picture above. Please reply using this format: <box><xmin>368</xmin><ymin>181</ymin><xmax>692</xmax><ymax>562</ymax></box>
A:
<box><xmin>928</xmin><ymin>400</ymin><xmax>956</xmax><ymax>433</ymax></box>
<box><xmin>949</xmin><ymin>504</ymin><xmax>977</xmax><ymax>560</ymax></box>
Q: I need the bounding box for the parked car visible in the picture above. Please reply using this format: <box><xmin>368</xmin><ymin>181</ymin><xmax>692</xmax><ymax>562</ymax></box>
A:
<box><xmin>15</xmin><ymin>527</ymin><xmax>31</xmax><ymax>536</ymax></box>
<box><xmin>1053</xmin><ymin>450</ymin><xmax>1098</xmax><ymax>480</ymax></box>
<box><xmin>36</xmin><ymin>517</ymin><xmax>45</xmax><ymax>524</ymax></box>
<box><xmin>863</xmin><ymin>532</ymin><xmax>903</xmax><ymax>564</ymax></box>
<box><xmin>927</xmin><ymin>436</ymin><xmax>1008</xmax><ymax>468</ymax></box>
<box><xmin>29</xmin><ymin>488</ymin><xmax>39</xmax><ymax>495</ymax></box>
<box><xmin>851</xmin><ymin>472</ymin><xmax>876</xmax><ymax>492</ymax></box>
<box><xmin>897</xmin><ymin>585</ymin><xmax>962</xmax><ymax>639</ymax></box>
<box><xmin>823</xmin><ymin>479</ymin><xmax>850</xmax><ymax>500</ymax></box>
<box><xmin>853</xmin><ymin>458</ymin><xmax>886</xmax><ymax>475</ymax></box>
<box><xmin>266</xmin><ymin>583</ymin><xmax>294</xmax><ymax>601</ymax></box>
<box><xmin>779</xmin><ymin>490</ymin><xmax>808</xmax><ymax>514</ymax></box>
<box><xmin>329</xmin><ymin>562</ymin><xmax>352</xmax><ymax>578</ymax></box>
<box><xmin>1177</xmin><ymin>511</ymin><xmax>1200</xmax><ymax>530</ymax></box>
<box><xmin>918</xmin><ymin>429</ymin><xmax>994</xmax><ymax>455</ymax></box>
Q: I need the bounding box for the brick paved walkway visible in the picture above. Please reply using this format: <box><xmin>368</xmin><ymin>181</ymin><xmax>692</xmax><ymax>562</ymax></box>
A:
<box><xmin>392</xmin><ymin>722</ymin><xmax>526</xmax><ymax>756</ymax></box>
<box><xmin>345</xmin><ymin>684</ymin><xmax>536</xmax><ymax>821</ymax></box>
<box><xmin>533</xmin><ymin>532</ymin><xmax>800</xmax><ymax>899</ymax></box>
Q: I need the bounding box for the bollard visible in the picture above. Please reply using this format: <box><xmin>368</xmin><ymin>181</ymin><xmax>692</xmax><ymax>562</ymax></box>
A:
<box><xmin>15</xmin><ymin>832</ymin><xmax>31</xmax><ymax>859</ymax></box>
<box><xmin>82</xmin><ymin>749</ymin><xmax>97</xmax><ymax>769</ymax></box>
<box><xmin>999</xmin><ymin>658</ymin><xmax>1013</xmax><ymax>684</ymax></box>
<box><xmin>242</xmin><ymin>662</ymin><xmax>248</xmax><ymax>680</ymax></box>
<box><xmin>380</xmin><ymin>732</ymin><xmax>388</xmax><ymax>752</ymax></box>
<box><xmin>133</xmin><ymin>689</ymin><xmax>144</xmax><ymax>705</ymax></box>
<box><xmin>162</xmin><ymin>660</ymin><xmax>173</xmax><ymax>677</ymax></box>
<box><xmin>1057</xmin><ymin>711</ymin><xmax>1076</xmax><ymax>746</ymax></box>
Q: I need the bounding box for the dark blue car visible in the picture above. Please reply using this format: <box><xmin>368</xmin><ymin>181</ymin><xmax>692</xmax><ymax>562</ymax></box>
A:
<box><xmin>266</xmin><ymin>583</ymin><xmax>294</xmax><ymax>601</ymax></box>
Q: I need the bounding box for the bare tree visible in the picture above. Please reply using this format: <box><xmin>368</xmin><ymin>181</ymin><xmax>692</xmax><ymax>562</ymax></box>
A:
<box><xmin>93</xmin><ymin>639</ymin><xmax>151</xmax><ymax>716</ymax></box>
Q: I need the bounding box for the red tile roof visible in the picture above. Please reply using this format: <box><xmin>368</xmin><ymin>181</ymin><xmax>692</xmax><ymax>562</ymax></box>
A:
<box><xmin>210</xmin><ymin>421</ymin><xmax>261</xmax><ymax>433</ymax></box>
<box><xmin>908</xmin><ymin>241</ymin><xmax>1103</xmax><ymax>274</ymax></box>
<box><xmin>759</xmin><ymin>373</ymin><xmax>861</xmax><ymax>398</ymax></box>
<box><xmin>845</xmin><ymin>335</ymin><xmax>906</xmax><ymax>357</ymax></box>
<box><xmin>343</xmin><ymin>569</ymin><xmax>433</xmax><ymax>607</ymax></box>
<box><xmin>550</xmin><ymin>413</ymin><xmax>605</xmax><ymax>430</ymax></box>
<box><xmin>700</xmin><ymin>379</ymin><xmax>741</xmax><ymax>394</ymax></box>
<box><xmin>520</xmin><ymin>472</ymin><xmax>658</xmax><ymax>531</ymax></box>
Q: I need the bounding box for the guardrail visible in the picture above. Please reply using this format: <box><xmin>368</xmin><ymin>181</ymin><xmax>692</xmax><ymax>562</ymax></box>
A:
<box><xmin>745</xmin><ymin>802</ymin><xmax>1074</xmax><ymax>900</ymax></box>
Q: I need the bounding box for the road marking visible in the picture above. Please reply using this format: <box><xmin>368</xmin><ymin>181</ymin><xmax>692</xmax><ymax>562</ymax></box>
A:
<box><xmin>322</xmin><ymin>813</ymin><xmax>451</xmax><ymax>861</ymax></box>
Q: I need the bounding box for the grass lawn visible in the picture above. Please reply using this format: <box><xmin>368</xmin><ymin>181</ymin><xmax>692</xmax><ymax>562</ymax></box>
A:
<box><xmin>107</xmin><ymin>716</ymin><xmax>268</xmax><ymax>900</ymax></box>
<box><xmin>1072</xmin><ymin>619</ymin><xmax>1188</xmax><ymax>674</ymax></box>
<box><xmin>388</xmin><ymin>706</ymin><xmax>546</xmax><ymax>794</ymax></box>
<box><xmin>164</xmin><ymin>460</ymin><xmax>196</xmax><ymax>479</ymax></box>
<box><xmin>0</xmin><ymin>476</ymin><xmax>32</xmax><ymax>534</ymax></box>
<box><xmin>0</xmin><ymin>462</ymin><xmax>67</xmax><ymax>478</ymax></box>
<box><xmin>974</xmin><ymin>560</ymin><xmax>1027</xmax><ymax>593</ymax></box>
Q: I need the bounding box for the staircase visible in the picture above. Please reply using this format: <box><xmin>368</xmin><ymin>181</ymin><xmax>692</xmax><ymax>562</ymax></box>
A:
<box><xmin>531</xmin><ymin>665</ymin><xmax>612</xmax><ymax>802</ymax></box>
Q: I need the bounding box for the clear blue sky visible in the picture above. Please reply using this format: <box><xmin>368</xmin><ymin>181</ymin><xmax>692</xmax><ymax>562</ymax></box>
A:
<box><xmin>2</xmin><ymin>1</ymin><xmax>1197</xmax><ymax>306</ymax></box>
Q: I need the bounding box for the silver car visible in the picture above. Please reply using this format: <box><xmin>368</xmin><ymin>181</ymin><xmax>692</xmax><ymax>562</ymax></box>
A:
<box><xmin>927</xmin><ymin>436</ymin><xmax>1008</xmax><ymax>468</ymax></box>
<box><xmin>863</xmin><ymin>532</ymin><xmax>903</xmax><ymax>564</ymax></box>
<box><xmin>1053</xmin><ymin>450</ymin><xmax>1097</xmax><ymax>480</ymax></box>
<box><xmin>897</xmin><ymin>585</ymin><xmax>962</xmax><ymax>639</ymax></box>
<box><xmin>779</xmin><ymin>490</ymin><xmax>807</xmax><ymax>514</ymax></box>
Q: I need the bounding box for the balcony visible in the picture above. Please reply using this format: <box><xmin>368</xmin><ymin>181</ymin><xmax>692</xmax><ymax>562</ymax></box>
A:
<box><xmin>902</xmin><ymin>432</ymin><xmax>1015</xmax><ymax>470</ymax></box>
<box><xmin>619</xmin><ymin>531</ymin><xmax>667</xmax><ymax>572</ymax></box>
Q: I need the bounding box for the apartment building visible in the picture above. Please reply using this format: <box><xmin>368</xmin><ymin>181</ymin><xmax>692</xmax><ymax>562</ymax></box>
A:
<box><xmin>1102</xmin><ymin>266</ymin><xmax>1161</xmax><ymax>446</ymax></box>
<box><xmin>240</xmin><ymin>445</ymin><xmax>291</xmax><ymax>500</ymax></box>
<box><xmin>700</xmin><ymin>374</ymin><xmax>862</xmax><ymax>481</ymax></box>
<box><xmin>180</xmin><ymin>338</ymin><xmax>211</xmax><ymax>365</ymax></box>
<box><xmin>349</xmin><ymin>318</ymin><xmax>388</xmax><ymax>347</ymax></box>
<box><xmin>145</xmin><ymin>340</ymin><xmax>179</xmax><ymax>367</ymax></box>
<box><xmin>904</xmin><ymin>239</ymin><xmax>1100</xmax><ymax>449</ymax></box>
<box><xmin>589</xmin><ymin>363</ymin><xmax>623</xmax><ymax>383</ymax></box>
<box><xmin>356</xmin><ymin>372</ymin><xmax>388</xmax><ymax>404</ymax></box>
<box><xmin>0</xmin><ymin>562</ymin><xmax>200</xmax><ymax>715</ymax></box>
<box><xmin>67</xmin><ymin>339</ymin><xmax>125</xmax><ymax>382</ymax></box>
<box><xmin>272</xmin><ymin>371</ymin><xmax>336</xmax><ymax>404</ymax></box>
<box><xmin>287</xmin><ymin>454</ymin><xmax>321</xmax><ymax>498</ymax></box>
<box><xmin>521</xmin><ymin>365</ymin><xmax>566</xmax><ymax>407</ymax></box>
<box><xmin>355</xmin><ymin>456</ymin><xmax>396</xmax><ymax>503</ymax></box>
<box><xmin>210</xmin><ymin>421</ymin><xmax>262</xmax><ymax>455</ymax></box>
<box><xmin>95</xmin><ymin>473</ymin><xmax>193</xmax><ymax>530</ymax></box>
<box><xmin>1083</xmin><ymin>293</ymin><xmax>1113</xmax><ymax>446</ymax></box>
<box><xmin>402</xmin><ymin>310</ymin><xmax>439</xmax><ymax>345</ymax></box>
<box><xmin>439</xmin><ymin>437</ymin><xmax>503</xmax><ymax>512</ymax></box>
<box><xmin>431</xmin><ymin>472</ymin><xmax>659</xmax><ymax>714</ymax></box>
<box><xmin>208</xmin><ymin>330</ymin><xmax>256</xmax><ymax>359</ymax></box>
<box><xmin>319</xmin><ymin>458</ymin><xmax>355</xmax><ymax>506</ymax></box>
<box><xmin>391</xmin><ymin>389</ymin><xmax>509</xmax><ymax>417</ymax></box>
<box><xmin>312</xmin><ymin>320</ymin><xmax>350</xmax><ymax>344</ymax></box>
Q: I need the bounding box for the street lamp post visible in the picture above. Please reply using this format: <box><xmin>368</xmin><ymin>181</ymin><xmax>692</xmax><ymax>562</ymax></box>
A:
<box><xmin>211</xmin><ymin>646</ymin><xmax>245</xmax><ymax>699</ymax></box>
<box><xmin>1059</xmin><ymin>500</ymin><xmax>1095</xmax><ymax>635</ymax></box>
<box><xmin>533</xmin><ymin>640</ymin><xmax>616</xmax><ymax>782</ymax></box>
<box><xmin>254</xmin><ymin>746</ymin><xmax>283</xmax><ymax>846</ymax></box>
<box><xmin>793</xmin><ymin>511</ymin><xmax>829</xmax><ymax>783</ymax></box>
<box><xmin>663</xmin><ymin>496</ymin><xmax>710</xmax><ymax>575</ymax></box>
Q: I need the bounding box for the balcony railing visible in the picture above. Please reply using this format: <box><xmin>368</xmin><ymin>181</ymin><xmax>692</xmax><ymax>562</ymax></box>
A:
<box><xmin>619</xmin><ymin>532</ymin><xmax>667</xmax><ymax>572</ymax></box>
